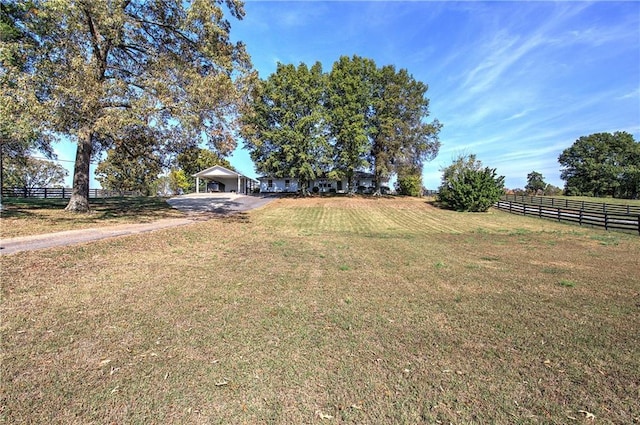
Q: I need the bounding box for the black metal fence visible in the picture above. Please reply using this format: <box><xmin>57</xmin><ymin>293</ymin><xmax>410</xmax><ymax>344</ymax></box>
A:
<box><xmin>1</xmin><ymin>187</ymin><xmax>141</xmax><ymax>199</ymax></box>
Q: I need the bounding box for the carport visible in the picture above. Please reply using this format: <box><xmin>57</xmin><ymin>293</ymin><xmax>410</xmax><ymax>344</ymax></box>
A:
<box><xmin>193</xmin><ymin>165</ymin><xmax>258</xmax><ymax>195</ymax></box>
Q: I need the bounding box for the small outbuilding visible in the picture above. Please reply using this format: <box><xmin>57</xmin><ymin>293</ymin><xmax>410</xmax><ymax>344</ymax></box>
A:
<box><xmin>193</xmin><ymin>165</ymin><xmax>258</xmax><ymax>195</ymax></box>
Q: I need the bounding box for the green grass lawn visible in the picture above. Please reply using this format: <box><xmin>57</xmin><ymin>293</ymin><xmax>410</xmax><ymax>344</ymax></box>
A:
<box><xmin>2</xmin><ymin>197</ymin><xmax>638</xmax><ymax>424</ymax></box>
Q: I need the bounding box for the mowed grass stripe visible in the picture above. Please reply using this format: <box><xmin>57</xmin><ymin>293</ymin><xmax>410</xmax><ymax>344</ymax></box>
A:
<box><xmin>255</xmin><ymin>197</ymin><xmax>579</xmax><ymax>236</ymax></box>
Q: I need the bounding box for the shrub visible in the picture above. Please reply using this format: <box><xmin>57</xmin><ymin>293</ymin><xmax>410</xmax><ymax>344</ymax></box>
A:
<box><xmin>437</xmin><ymin>155</ymin><xmax>505</xmax><ymax>212</ymax></box>
<box><xmin>396</xmin><ymin>174</ymin><xmax>422</xmax><ymax>197</ymax></box>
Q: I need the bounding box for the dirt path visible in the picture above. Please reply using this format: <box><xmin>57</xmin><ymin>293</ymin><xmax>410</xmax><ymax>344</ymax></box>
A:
<box><xmin>0</xmin><ymin>194</ymin><xmax>276</xmax><ymax>255</ymax></box>
<box><xmin>0</xmin><ymin>218</ymin><xmax>194</xmax><ymax>255</ymax></box>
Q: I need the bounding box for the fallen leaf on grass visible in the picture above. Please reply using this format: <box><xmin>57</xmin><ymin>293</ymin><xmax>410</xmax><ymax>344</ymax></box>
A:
<box><xmin>578</xmin><ymin>410</ymin><xmax>595</xmax><ymax>420</ymax></box>
<box><xmin>315</xmin><ymin>410</ymin><xmax>333</xmax><ymax>419</ymax></box>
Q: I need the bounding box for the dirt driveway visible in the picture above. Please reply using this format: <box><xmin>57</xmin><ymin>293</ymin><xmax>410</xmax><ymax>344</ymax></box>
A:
<box><xmin>0</xmin><ymin>194</ymin><xmax>275</xmax><ymax>255</ymax></box>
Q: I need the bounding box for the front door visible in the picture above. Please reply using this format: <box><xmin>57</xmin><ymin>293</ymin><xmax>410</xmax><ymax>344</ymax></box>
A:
<box><xmin>336</xmin><ymin>180</ymin><xmax>342</xmax><ymax>191</ymax></box>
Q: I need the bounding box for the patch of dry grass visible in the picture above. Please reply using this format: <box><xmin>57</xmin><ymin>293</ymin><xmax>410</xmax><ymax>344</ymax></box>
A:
<box><xmin>0</xmin><ymin>197</ymin><xmax>184</xmax><ymax>238</ymax></box>
<box><xmin>1</xmin><ymin>197</ymin><xmax>639</xmax><ymax>423</ymax></box>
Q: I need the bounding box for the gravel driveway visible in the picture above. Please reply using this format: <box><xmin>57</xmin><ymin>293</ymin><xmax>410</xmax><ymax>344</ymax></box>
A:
<box><xmin>1</xmin><ymin>194</ymin><xmax>275</xmax><ymax>255</ymax></box>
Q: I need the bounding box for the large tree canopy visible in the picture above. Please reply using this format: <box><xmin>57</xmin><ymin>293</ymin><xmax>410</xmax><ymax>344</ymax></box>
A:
<box><xmin>327</xmin><ymin>55</ymin><xmax>376</xmax><ymax>189</ymax></box>
<box><xmin>1</xmin><ymin>1</ymin><xmax>53</xmax><ymax>193</ymax></box>
<box><xmin>370</xmin><ymin>64</ymin><xmax>441</xmax><ymax>192</ymax></box>
<box><xmin>4</xmin><ymin>0</ymin><xmax>253</xmax><ymax>211</ymax></box>
<box><xmin>242</xmin><ymin>56</ymin><xmax>441</xmax><ymax>194</ymax></box>
<box><xmin>242</xmin><ymin>62</ymin><xmax>331</xmax><ymax>194</ymax></box>
<box><xmin>95</xmin><ymin>127</ymin><xmax>163</xmax><ymax>196</ymax></box>
<box><xmin>558</xmin><ymin>132</ymin><xmax>639</xmax><ymax>199</ymax></box>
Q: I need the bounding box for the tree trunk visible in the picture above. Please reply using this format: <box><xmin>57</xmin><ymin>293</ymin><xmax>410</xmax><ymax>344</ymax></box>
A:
<box><xmin>65</xmin><ymin>128</ymin><xmax>93</xmax><ymax>212</ymax></box>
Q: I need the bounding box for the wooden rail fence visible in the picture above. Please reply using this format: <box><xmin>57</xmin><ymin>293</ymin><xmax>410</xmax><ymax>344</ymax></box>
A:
<box><xmin>502</xmin><ymin>194</ymin><xmax>640</xmax><ymax>215</ymax></box>
<box><xmin>496</xmin><ymin>198</ymin><xmax>640</xmax><ymax>235</ymax></box>
<box><xmin>1</xmin><ymin>187</ymin><xmax>141</xmax><ymax>199</ymax></box>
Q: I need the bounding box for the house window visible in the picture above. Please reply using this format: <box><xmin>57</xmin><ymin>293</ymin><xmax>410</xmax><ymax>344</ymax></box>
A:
<box><xmin>268</xmin><ymin>179</ymin><xmax>273</xmax><ymax>188</ymax></box>
<box><xmin>285</xmin><ymin>180</ymin><xmax>290</xmax><ymax>188</ymax></box>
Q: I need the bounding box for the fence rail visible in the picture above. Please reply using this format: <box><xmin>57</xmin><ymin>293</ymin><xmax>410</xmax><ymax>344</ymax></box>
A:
<box><xmin>495</xmin><ymin>200</ymin><xmax>640</xmax><ymax>235</ymax></box>
<box><xmin>502</xmin><ymin>194</ymin><xmax>640</xmax><ymax>215</ymax></box>
<box><xmin>1</xmin><ymin>187</ymin><xmax>141</xmax><ymax>199</ymax></box>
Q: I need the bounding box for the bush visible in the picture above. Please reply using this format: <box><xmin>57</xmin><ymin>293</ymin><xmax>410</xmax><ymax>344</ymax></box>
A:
<box><xmin>437</xmin><ymin>155</ymin><xmax>505</xmax><ymax>212</ymax></box>
<box><xmin>396</xmin><ymin>174</ymin><xmax>423</xmax><ymax>197</ymax></box>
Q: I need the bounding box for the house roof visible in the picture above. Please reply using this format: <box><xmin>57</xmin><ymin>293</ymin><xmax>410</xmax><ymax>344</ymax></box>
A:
<box><xmin>193</xmin><ymin>165</ymin><xmax>257</xmax><ymax>181</ymax></box>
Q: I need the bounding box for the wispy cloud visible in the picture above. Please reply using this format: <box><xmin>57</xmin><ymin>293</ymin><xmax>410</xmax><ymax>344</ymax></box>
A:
<box><xmin>617</xmin><ymin>88</ymin><xmax>640</xmax><ymax>101</ymax></box>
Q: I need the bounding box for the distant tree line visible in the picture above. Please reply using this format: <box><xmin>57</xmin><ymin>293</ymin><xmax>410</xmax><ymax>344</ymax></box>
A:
<box><xmin>517</xmin><ymin>132</ymin><xmax>639</xmax><ymax>199</ymax></box>
<box><xmin>240</xmin><ymin>56</ymin><xmax>442</xmax><ymax>194</ymax></box>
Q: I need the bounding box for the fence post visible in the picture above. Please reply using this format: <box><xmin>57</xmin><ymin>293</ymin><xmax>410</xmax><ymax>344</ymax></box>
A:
<box><xmin>538</xmin><ymin>205</ymin><xmax>542</xmax><ymax>218</ymax></box>
<box><xmin>557</xmin><ymin>207</ymin><xmax>561</xmax><ymax>222</ymax></box>
<box><xmin>604</xmin><ymin>213</ymin><xmax>608</xmax><ymax>231</ymax></box>
<box><xmin>579</xmin><ymin>209</ymin><xmax>583</xmax><ymax>226</ymax></box>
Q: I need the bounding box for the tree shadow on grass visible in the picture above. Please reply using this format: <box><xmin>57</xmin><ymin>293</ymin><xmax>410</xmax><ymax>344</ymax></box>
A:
<box><xmin>1</xmin><ymin>197</ymin><xmax>184</xmax><ymax>222</ymax></box>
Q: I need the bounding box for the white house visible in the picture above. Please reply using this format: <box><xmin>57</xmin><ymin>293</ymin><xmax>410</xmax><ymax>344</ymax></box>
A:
<box><xmin>259</xmin><ymin>177</ymin><xmax>299</xmax><ymax>193</ymax></box>
<box><xmin>258</xmin><ymin>172</ymin><xmax>389</xmax><ymax>194</ymax></box>
<box><xmin>193</xmin><ymin>165</ymin><xmax>258</xmax><ymax>194</ymax></box>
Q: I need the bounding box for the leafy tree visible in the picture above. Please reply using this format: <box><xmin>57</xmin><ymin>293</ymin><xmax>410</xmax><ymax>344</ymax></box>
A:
<box><xmin>559</xmin><ymin>132</ymin><xmax>639</xmax><ymax>199</ymax></box>
<box><xmin>327</xmin><ymin>55</ymin><xmax>376</xmax><ymax>191</ymax></box>
<box><xmin>176</xmin><ymin>147</ymin><xmax>234</xmax><ymax>191</ymax></box>
<box><xmin>543</xmin><ymin>184</ymin><xmax>563</xmax><ymax>196</ymax></box>
<box><xmin>242</xmin><ymin>62</ymin><xmax>331</xmax><ymax>194</ymax></box>
<box><xmin>95</xmin><ymin>128</ymin><xmax>163</xmax><ymax>196</ymax></box>
<box><xmin>8</xmin><ymin>0</ymin><xmax>253</xmax><ymax>212</ymax></box>
<box><xmin>370</xmin><ymin>65</ymin><xmax>441</xmax><ymax>194</ymax></box>
<box><xmin>1</xmin><ymin>1</ymin><xmax>53</xmax><ymax>190</ymax></box>
<box><xmin>437</xmin><ymin>154</ymin><xmax>505</xmax><ymax>212</ymax></box>
<box><xmin>525</xmin><ymin>171</ymin><xmax>546</xmax><ymax>194</ymax></box>
<box><xmin>245</xmin><ymin>57</ymin><xmax>440</xmax><ymax>195</ymax></box>
<box><xmin>3</xmin><ymin>155</ymin><xmax>67</xmax><ymax>194</ymax></box>
<box><xmin>169</xmin><ymin>168</ymin><xmax>190</xmax><ymax>195</ymax></box>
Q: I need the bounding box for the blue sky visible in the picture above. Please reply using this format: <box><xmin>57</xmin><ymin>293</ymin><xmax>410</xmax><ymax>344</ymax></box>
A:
<box><xmin>57</xmin><ymin>1</ymin><xmax>640</xmax><ymax>190</ymax></box>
